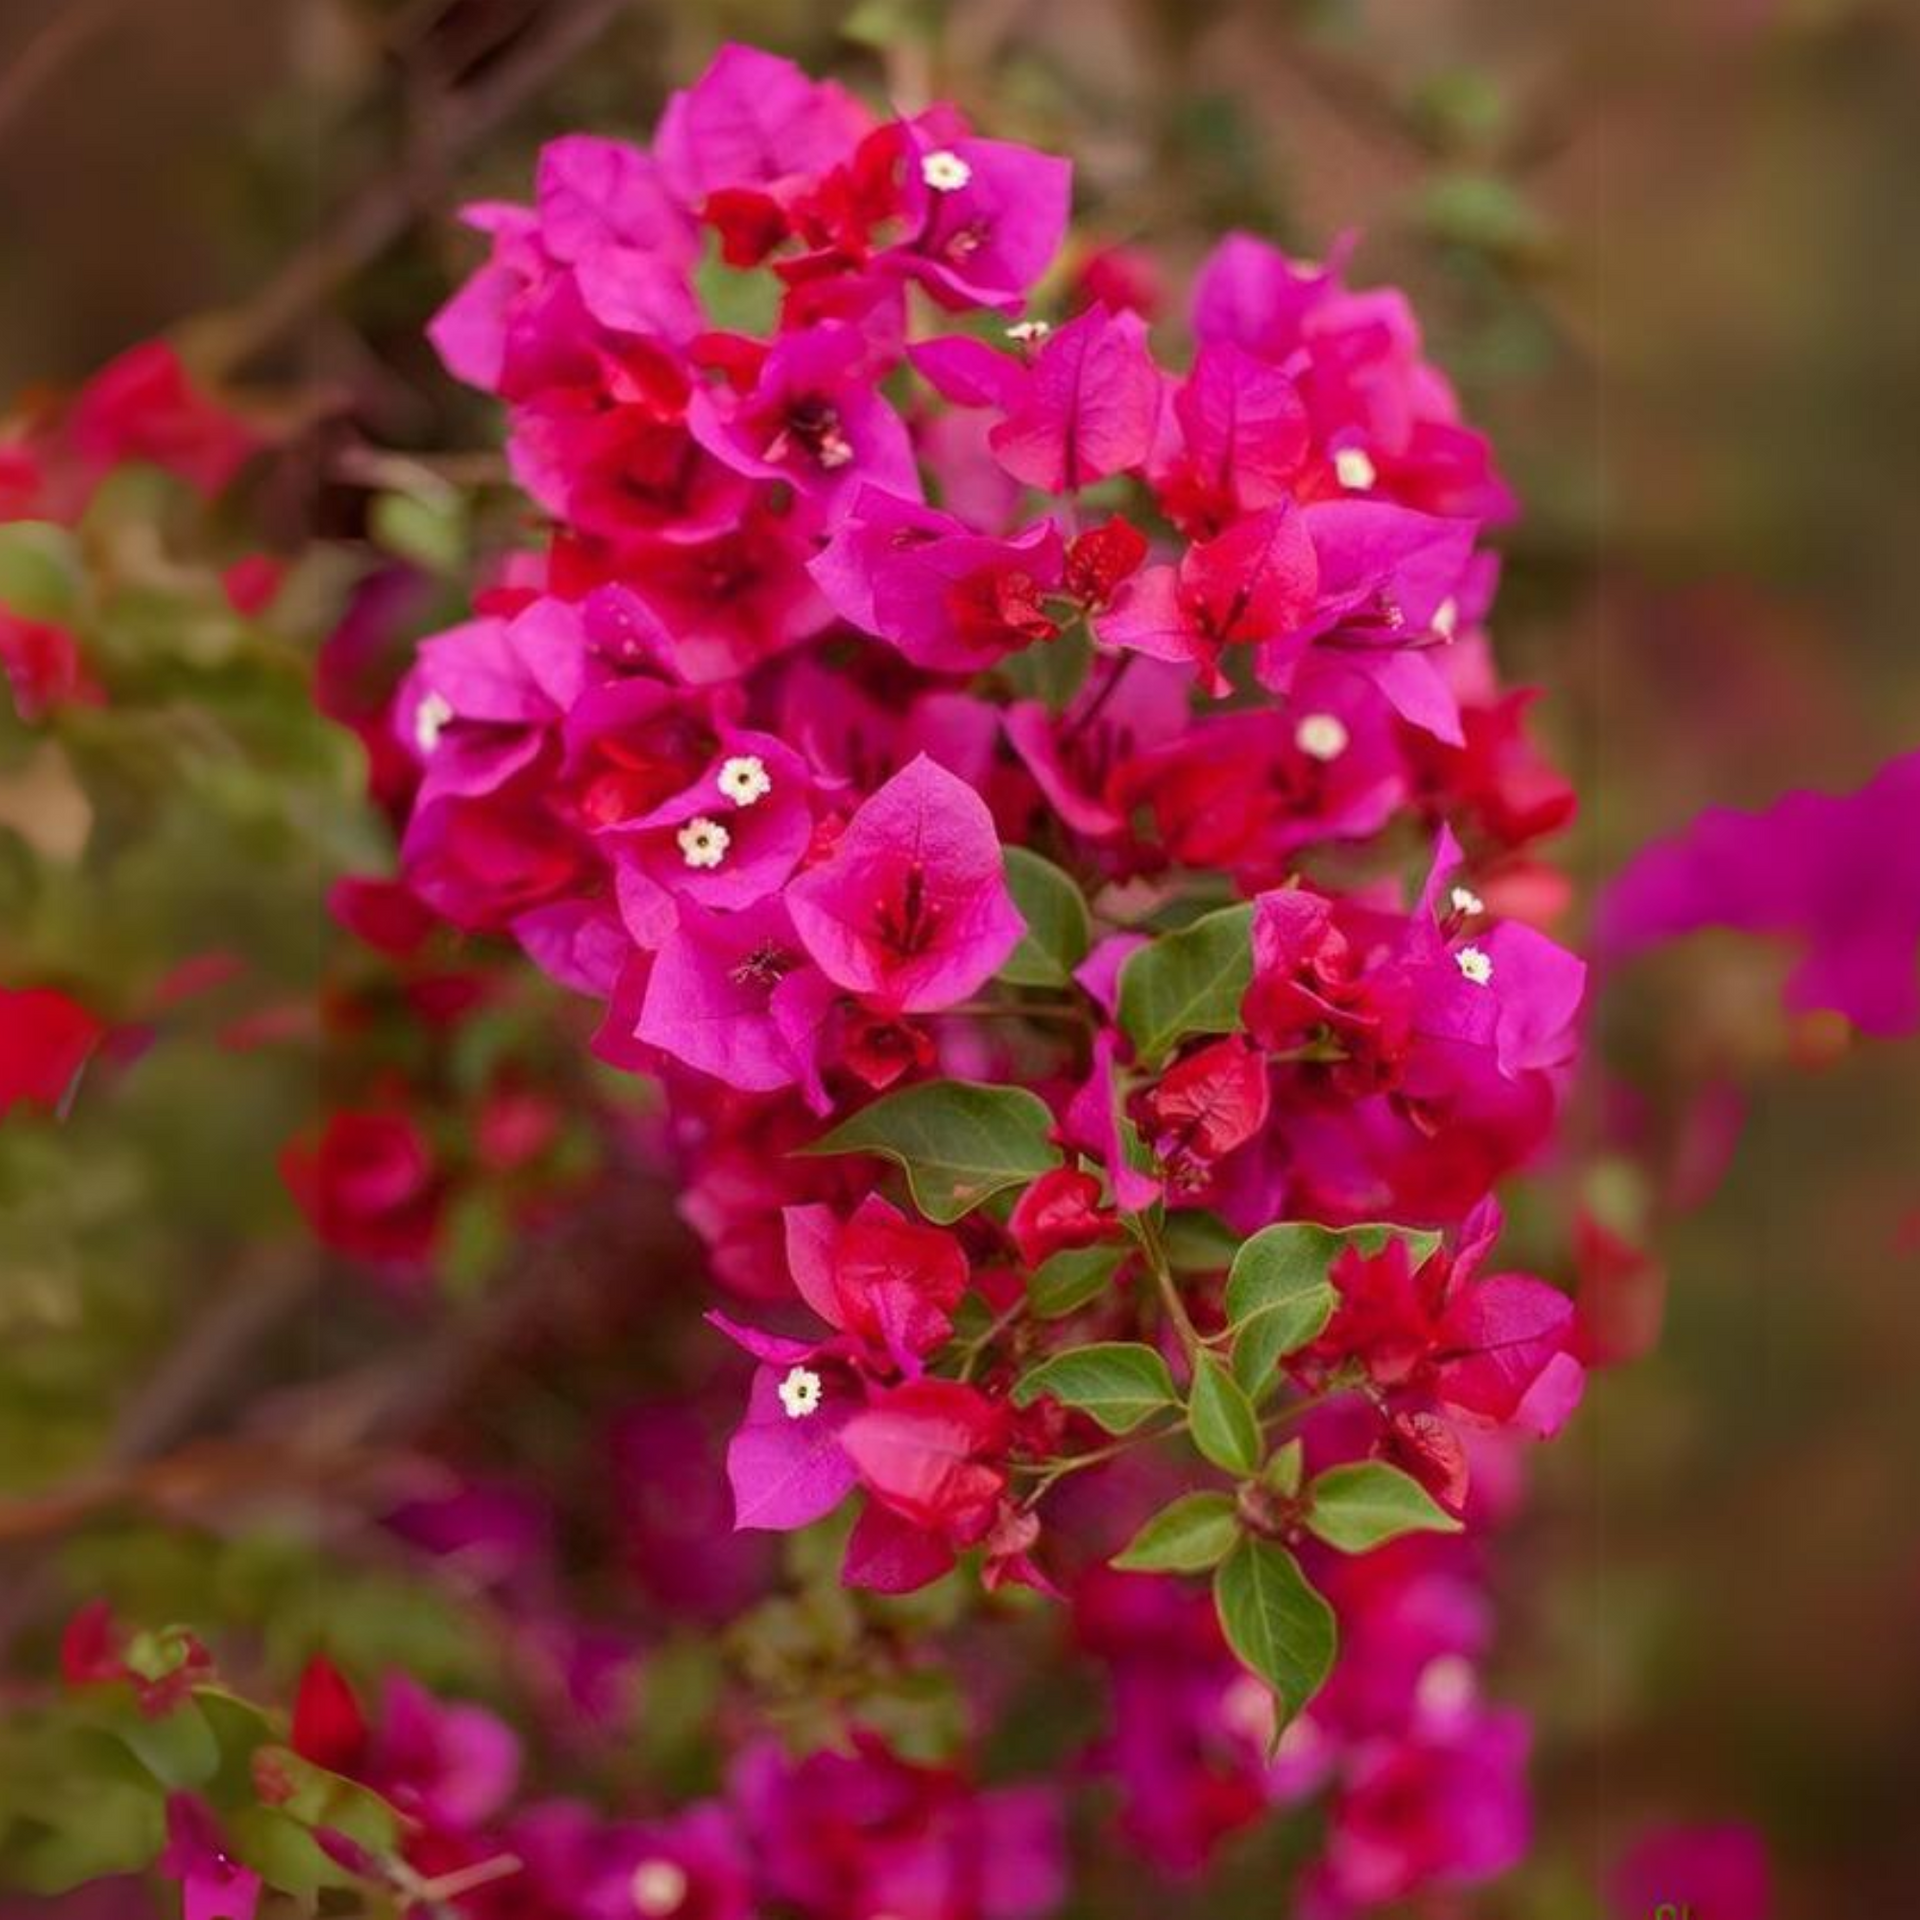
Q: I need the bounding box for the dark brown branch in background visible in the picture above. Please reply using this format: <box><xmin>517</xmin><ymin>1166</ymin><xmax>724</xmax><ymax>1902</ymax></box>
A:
<box><xmin>0</xmin><ymin>0</ymin><xmax>133</xmax><ymax>144</ymax></box>
<box><xmin>205</xmin><ymin>0</ymin><xmax>641</xmax><ymax>377</ymax></box>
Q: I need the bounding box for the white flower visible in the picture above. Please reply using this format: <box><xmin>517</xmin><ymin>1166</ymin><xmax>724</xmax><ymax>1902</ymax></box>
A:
<box><xmin>1433</xmin><ymin>595</ymin><xmax>1460</xmax><ymax>640</ymax></box>
<box><xmin>718</xmin><ymin>754</ymin><xmax>772</xmax><ymax>807</ymax></box>
<box><xmin>630</xmin><ymin>1857</ymin><xmax>689</xmax><ymax>1916</ymax></box>
<box><xmin>1449</xmin><ymin>884</ymin><xmax>1485</xmax><ymax>918</ymax></box>
<box><xmin>1455</xmin><ymin>944</ymin><xmax>1494</xmax><ymax>986</ymax></box>
<box><xmin>677</xmin><ymin>817</ymin><xmax>731</xmax><ymax>870</ymax></box>
<box><xmin>921</xmin><ymin>148</ymin><xmax>973</xmax><ymax>193</ymax></box>
<box><xmin>413</xmin><ymin>691</ymin><xmax>454</xmax><ymax>754</ymax></box>
<box><xmin>1005</xmin><ymin>319</ymin><xmax>1051</xmax><ymax>344</ymax></box>
<box><xmin>1334</xmin><ymin>447</ymin><xmax>1378</xmax><ymax>492</ymax></box>
<box><xmin>1415</xmin><ymin>1653</ymin><xmax>1477</xmax><ymax>1715</ymax></box>
<box><xmin>1294</xmin><ymin>712</ymin><xmax>1350</xmax><ymax>762</ymax></box>
<box><xmin>778</xmin><ymin>1365</ymin><xmax>824</xmax><ymax>1420</ymax></box>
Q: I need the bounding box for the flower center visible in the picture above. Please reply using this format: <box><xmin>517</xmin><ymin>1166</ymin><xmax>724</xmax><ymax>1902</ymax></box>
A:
<box><xmin>773</xmin><ymin>393</ymin><xmax>854</xmax><ymax>472</ymax></box>
<box><xmin>630</xmin><ymin>1857</ymin><xmax>689</xmax><ymax>1915</ymax></box>
<box><xmin>414</xmin><ymin>691</ymin><xmax>454</xmax><ymax>753</ymax></box>
<box><xmin>718</xmin><ymin>753</ymin><xmax>772</xmax><ymax>806</ymax></box>
<box><xmin>1334</xmin><ymin>447</ymin><xmax>1378</xmax><ymax>492</ymax></box>
<box><xmin>778</xmin><ymin>1365</ymin><xmax>824</xmax><ymax>1420</ymax></box>
<box><xmin>1294</xmin><ymin>712</ymin><xmax>1349</xmax><ymax>762</ymax></box>
<box><xmin>677</xmin><ymin>817</ymin><xmax>731</xmax><ymax>869</ymax></box>
<box><xmin>1455</xmin><ymin>945</ymin><xmax>1494</xmax><ymax>986</ymax></box>
<box><xmin>921</xmin><ymin>148</ymin><xmax>972</xmax><ymax>192</ymax></box>
<box><xmin>1449</xmin><ymin>885</ymin><xmax>1485</xmax><ymax>918</ymax></box>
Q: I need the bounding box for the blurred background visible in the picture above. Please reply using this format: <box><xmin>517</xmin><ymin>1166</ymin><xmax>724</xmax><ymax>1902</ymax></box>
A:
<box><xmin>1</xmin><ymin>0</ymin><xmax>1916</xmax><ymax>1912</ymax></box>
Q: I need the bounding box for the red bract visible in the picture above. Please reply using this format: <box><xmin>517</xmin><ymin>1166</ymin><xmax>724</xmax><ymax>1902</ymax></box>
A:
<box><xmin>279</xmin><ymin>1109</ymin><xmax>444</xmax><ymax>1268</ymax></box>
<box><xmin>0</xmin><ymin>985</ymin><xmax>106</xmax><ymax>1120</ymax></box>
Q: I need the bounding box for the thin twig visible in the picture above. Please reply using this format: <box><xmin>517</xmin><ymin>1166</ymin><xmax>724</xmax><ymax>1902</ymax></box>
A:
<box><xmin>0</xmin><ymin>0</ymin><xmax>132</xmax><ymax>145</ymax></box>
<box><xmin>205</xmin><ymin>0</ymin><xmax>640</xmax><ymax>375</ymax></box>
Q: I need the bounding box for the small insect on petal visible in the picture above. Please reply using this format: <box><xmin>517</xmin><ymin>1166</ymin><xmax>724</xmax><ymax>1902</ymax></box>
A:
<box><xmin>777</xmin><ymin>1365</ymin><xmax>824</xmax><ymax>1420</ymax></box>
<box><xmin>1334</xmin><ymin>447</ymin><xmax>1378</xmax><ymax>492</ymax></box>
<box><xmin>718</xmin><ymin>754</ymin><xmax>772</xmax><ymax>807</ymax></box>
<box><xmin>1450</xmin><ymin>885</ymin><xmax>1485</xmax><ymax>918</ymax></box>
<box><xmin>413</xmin><ymin>691</ymin><xmax>454</xmax><ymax>753</ymax></box>
<box><xmin>1294</xmin><ymin>712</ymin><xmax>1350</xmax><ymax>762</ymax></box>
<box><xmin>630</xmin><ymin>1857</ymin><xmax>689</xmax><ymax>1916</ymax></box>
<box><xmin>921</xmin><ymin>149</ymin><xmax>973</xmax><ymax>193</ymax></box>
<box><xmin>1455</xmin><ymin>944</ymin><xmax>1494</xmax><ymax>986</ymax></box>
<box><xmin>677</xmin><ymin>817</ymin><xmax>731</xmax><ymax>870</ymax></box>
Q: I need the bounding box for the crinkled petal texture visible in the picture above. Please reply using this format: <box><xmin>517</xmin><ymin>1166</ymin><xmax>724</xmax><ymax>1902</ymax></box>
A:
<box><xmin>786</xmin><ymin>754</ymin><xmax>1025</xmax><ymax>1012</ymax></box>
<box><xmin>636</xmin><ymin>897</ymin><xmax>817</xmax><ymax>1094</ymax></box>
<box><xmin>839</xmin><ymin>1378</ymin><xmax>1010</xmax><ymax>1533</ymax></box>
<box><xmin>1434</xmin><ymin>1275</ymin><xmax>1579</xmax><ymax>1427</ymax></box>
<box><xmin>726</xmin><ymin>1363</ymin><xmax>860</xmax><ymax>1531</ymax></box>
<box><xmin>989</xmin><ymin>306</ymin><xmax>1161</xmax><ymax>493</ymax></box>
<box><xmin>784</xmin><ymin>1196</ymin><xmax>969</xmax><ymax>1370</ymax></box>
<box><xmin>654</xmin><ymin>44</ymin><xmax>870</xmax><ymax>205</ymax></box>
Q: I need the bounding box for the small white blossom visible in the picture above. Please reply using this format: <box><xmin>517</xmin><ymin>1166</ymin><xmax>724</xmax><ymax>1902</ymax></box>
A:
<box><xmin>1433</xmin><ymin>595</ymin><xmax>1460</xmax><ymax>640</ymax></box>
<box><xmin>778</xmin><ymin>1365</ymin><xmax>824</xmax><ymax>1420</ymax></box>
<box><xmin>1334</xmin><ymin>447</ymin><xmax>1378</xmax><ymax>492</ymax></box>
<box><xmin>630</xmin><ymin>1858</ymin><xmax>689</xmax><ymax>1917</ymax></box>
<box><xmin>1005</xmin><ymin>319</ymin><xmax>1051</xmax><ymax>344</ymax></box>
<box><xmin>718</xmin><ymin>754</ymin><xmax>772</xmax><ymax>807</ymax></box>
<box><xmin>413</xmin><ymin>691</ymin><xmax>454</xmax><ymax>754</ymax></box>
<box><xmin>1294</xmin><ymin>712</ymin><xmax>1350</xmax><ymax>762</ymax></box>
<box><xmin>921</xmin><ymin>149</ymin><xmax>972</xmax><ymax>193</ymax></box>
<box><xmin>1455</xmin><ymin>944</ymin><xmax>1494</xmax><ymax>986</ymax></box>
<box><xmin>1415</xmin><ymin>1654</ymin><xmax>1477</xmax><ymax>1715</ymax></box>
<box><xmin>1219</xmin><ymin>1672</ymin><xmax>1276</xmax><ymax>1747</ymax></box>
<box><xmin>1449</xmin><ymin>884</ymin><xmax>1486</xmax><ymax>918</ymax></box>
<box><xmin>677</xmin><ymin>817</ymin><xmax>731</xmax><ymax>870</ymax></box>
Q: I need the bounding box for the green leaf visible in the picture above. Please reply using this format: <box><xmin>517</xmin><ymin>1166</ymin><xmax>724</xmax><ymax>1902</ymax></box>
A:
<box><xmin>100</xmin><ymin>1696</ymin><xmax>220</xmax><ymax>1790</ymax></box>
<box><xmin>695</xmin><ymin>233</ymin><xmax>782</xmax><ymax>335</ymax></box>
<box><xmin>1213</xmin><ymin>1537</ymin><xmax>1337</xmax><ymax>1721</ymax></box>
<box><xmin>1303</xmin><ymin>1461</ymin><xmax>1462</xmax><ymax>1553</ymax></box>
<box><xmin>1002</xmin><ymin>624</ymin><xmax>1091</xmax><ymax>711</ymax></box>
<box><xmin>1163</xmin><ymin>1209</ymin><xmax>1240</xmax><ymax>1272</ymax></box>
<box><xmin>802</xmin><ymin>1080</ymin><xmax>1061</xmax><ymax>1224</ymax></box>
<box><xmin>1224</xmin><ymin>1224</ymin><xmax>1342</xmax><ymax>1391</ymax></box>
<box><xmin>1223</xmin><ymin>1223</ymin><xmax>1439</xmax><ymax>1392</ymax></box>
<box><xmin>1028</xmin><ymin>1242</ymin><xmax>1126</xmax><ymax>1318</ymax></box>
<box><xmin>1188</xmin><ymin>1353</ymin><xmax>1263</xmax><ymax>1476</ymax></box>
<box><xmin>1264</xmin><ymin>1438</ymin><xmax>1304</xmax><ymax>1497</ymax></box>
<box><xmin>1112</xmin><ymin>1491</ymin><xmax>1240</xmax><ymax>1572</ymax></box>
<box><xmin>998</xmin><ymin>848</ymin><xmax>1091</xmax><ymax>987</ymax></box>
<box><xmin>369</xmin><ymin>488</ymin><xmax>467</xmax><ymax>577</ymax></box>
<box><xmin>1117</xmin><ymin>904</ymin><xmax>1253</xmax><ymax>1064</ymax></box>
<box><xmin>1012</xmin><ymin>1341</ymin><xmax>1178</xmax><ymax>1434</ymax></box>
<box><xmin>0</xmin><ymin>521</ymin><xmax>80</xmax><ymax>622</ymax></box>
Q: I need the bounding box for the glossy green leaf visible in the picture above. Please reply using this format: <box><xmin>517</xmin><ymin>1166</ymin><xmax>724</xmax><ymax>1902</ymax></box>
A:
<box><xmin>1027</xmin><ymin>1242</ymin><xmax>1127</xmax><ymax>1318</ymax></box>
<box><xmin>998</xmin><ymin>847</ymin><xmax>1091</xmax><ymax>987</ymax></box>
<box><xmin>1117</xmin><ymin>904</ymin><xmax>1254</xmax><ymax>1064</ymax></box>
<box><xmin>1225</xmin><ymin>1222</ymin><xmax>1440</xmax><ymax>1392</ymax></box>
<box><xmin>803</xmin><ymin>1080</ymin><xmax>1061</xmax><ymax>1224</ymax></box>
<box><xmin>1188</xmin><ymin>1353</ymin><xmax>1263</xmax><ymax>1476</ymax></box>
<box><xmin>1303</xmin><ymin>1461</ymin><xmax>1462</xmax><ymax>1553</ymax></box>
<box><xmin>1012</xmin><ymin>1341</ymin><xmax>1178</xmax><ymax>1433</ymax></box>
<box><xmin>1213</xmin><ymin>1537</ymin><xmax>1337</xmax><ymax>1721</ymax></box>
<box><xmin>1111</xmin><ymin>1491</ymin><xmax>1241</xmax><ymax>1572</ymax></box>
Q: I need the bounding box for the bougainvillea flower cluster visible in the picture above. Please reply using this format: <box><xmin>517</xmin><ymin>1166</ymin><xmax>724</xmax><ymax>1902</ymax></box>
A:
<box><xmin>341</xmin><ymin>41</ymin><xmax>1593</xmax><ymax>1914</ymax></box>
